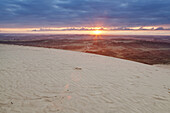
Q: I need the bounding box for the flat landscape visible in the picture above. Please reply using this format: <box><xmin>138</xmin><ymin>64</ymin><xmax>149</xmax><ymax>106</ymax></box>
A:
<box><xmin>0</xmin><ymin>34</ymin><xmax>170</xmax><ymax>65</ymax></box>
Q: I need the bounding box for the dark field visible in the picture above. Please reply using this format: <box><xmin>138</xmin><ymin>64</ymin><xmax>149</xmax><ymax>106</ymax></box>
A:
<box><xmin>0</xmin><ymin>34</ymin><xmax>170</xmax><ymax>65</ymax></box>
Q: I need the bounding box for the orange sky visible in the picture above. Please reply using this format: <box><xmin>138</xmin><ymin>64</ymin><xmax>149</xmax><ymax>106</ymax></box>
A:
<box><xmin>0</xmin><ymin>26</ymin><xmax>170</xmax><ymax>36</ymax></box>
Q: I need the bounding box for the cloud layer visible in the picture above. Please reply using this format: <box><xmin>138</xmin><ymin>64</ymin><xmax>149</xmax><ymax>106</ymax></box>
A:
<box><xmin>0</xmin><ymin>0</ymin><xmax>170</xmax><ymax>27</ymax></box>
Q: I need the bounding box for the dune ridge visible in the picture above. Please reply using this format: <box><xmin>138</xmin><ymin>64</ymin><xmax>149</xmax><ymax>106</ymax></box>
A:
<box><xmin>0</xmin><ymin>44</ymin><xmax>170</xmax><ymax>113</ymax></box>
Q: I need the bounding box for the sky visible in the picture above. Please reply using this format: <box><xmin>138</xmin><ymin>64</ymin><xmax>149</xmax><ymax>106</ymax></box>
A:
<box><xmin>0</xmin><ymin>0</ymin><xmax>170</xmax><ymax>33</ymax></box>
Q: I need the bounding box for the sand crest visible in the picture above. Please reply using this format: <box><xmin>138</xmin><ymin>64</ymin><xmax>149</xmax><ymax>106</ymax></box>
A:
<box><xmin>0</xmin><ymin>44</ymin><xmax>170</xmax><ymax>113</ymax></box>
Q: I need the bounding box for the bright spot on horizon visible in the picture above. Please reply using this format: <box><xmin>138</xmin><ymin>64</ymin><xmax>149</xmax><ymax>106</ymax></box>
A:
<box><xmin>92</xmin><ymin>30</ymin><xmax>102</xmax><ymax>35</ymax></box>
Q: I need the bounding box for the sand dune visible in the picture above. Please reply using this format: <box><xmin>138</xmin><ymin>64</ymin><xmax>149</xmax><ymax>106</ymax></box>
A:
<box><xmin>0</xmin><ymin>44</ymin><xmax>170</xmax><ymax>113</ymax></box>
<box><xmin>154</xmin><ymin>64</ymin><xmax>170</xmax><ymax>69</ymax></box>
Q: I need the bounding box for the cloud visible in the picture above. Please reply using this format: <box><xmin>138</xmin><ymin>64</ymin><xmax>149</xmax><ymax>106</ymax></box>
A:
<box><xmin>32</xmin><ymin>26</ymin><xmax>170</xmax><ymax>31</ymax></box>
<box><xmin>155</xmin><ymin>27</ymin><xmax>164</xmax><ymax>30</ymax></box>
<box><xmin>0</xmin><ymin>0</ymin><xmax>170</xmax><ymax>27</ymax></box>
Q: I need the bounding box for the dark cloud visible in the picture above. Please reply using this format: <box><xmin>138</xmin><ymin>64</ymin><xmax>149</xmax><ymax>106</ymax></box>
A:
<box><xmin>0</xmin><ymin>0</ymin><xmax>170</xmax><ymax>27</ymax></box>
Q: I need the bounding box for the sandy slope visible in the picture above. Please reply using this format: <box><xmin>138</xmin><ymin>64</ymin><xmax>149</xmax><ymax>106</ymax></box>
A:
<box><xmin>154</xmin><ymin>64</ymin><xmax>170</xmax><ymax>70</ymax></box>
<box><xmin>0</xmin><ymin>44</ymin><xmax>170</xmax><ymax>113</ymax></box>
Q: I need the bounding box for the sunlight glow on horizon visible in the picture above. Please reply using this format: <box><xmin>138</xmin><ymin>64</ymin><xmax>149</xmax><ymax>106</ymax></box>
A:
<box><xmin>92</xmin><ymin>30</ymin><xmax>102</xmax><ymax>35</ymax></box>
<box><xmin>0</xmin><ymin>27</ymin><xmax>170</xmax><ymax>36</ymax></box>
<box><xmin>1</xmin><ymin>25</ymin><xmax>170</xmax><ymax>32</ymax></box>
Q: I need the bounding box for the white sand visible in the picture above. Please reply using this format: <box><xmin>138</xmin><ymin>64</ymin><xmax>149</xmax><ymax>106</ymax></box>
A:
<box><xmin>0</xmin><ymin>44</ymin><xmax>170</xmax><ymax>113</ymax></box>
<box><xmin>154</xmin><ymin>64</ymin><xmax>170</xmax><ymax>70</ymax></box>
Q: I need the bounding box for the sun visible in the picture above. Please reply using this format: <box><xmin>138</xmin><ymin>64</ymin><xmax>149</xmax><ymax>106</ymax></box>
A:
<box><xmin>92</xmin><ymin>30</ymin><xmax>102</xmax><ymax>35</ymax></box>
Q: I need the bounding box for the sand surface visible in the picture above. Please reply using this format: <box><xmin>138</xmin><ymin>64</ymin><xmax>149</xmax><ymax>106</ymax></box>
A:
<box><xmin>0</xmin><ymin>44</ymin><xmax>170</xmax><ymax>113</ymax></box>
<box><xmin>154</xmin><ymin>64</ymin><xmax>170</xmax><ymax>69</ymax></box>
